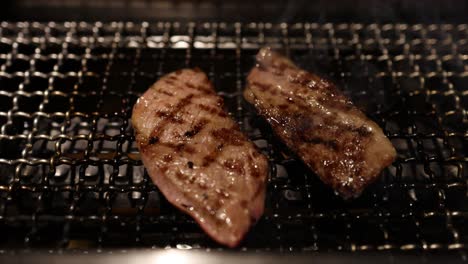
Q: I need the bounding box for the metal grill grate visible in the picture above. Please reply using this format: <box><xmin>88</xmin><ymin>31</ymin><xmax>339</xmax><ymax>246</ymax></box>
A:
<box><xmin>0</xmin><ymin>22</ymin><xmax>466</xmax><ymax>255</ymax></box>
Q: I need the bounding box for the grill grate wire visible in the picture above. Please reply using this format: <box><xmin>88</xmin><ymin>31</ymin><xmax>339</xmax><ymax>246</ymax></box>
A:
<box><xmin>0</xmin><ymin>22</ymin><xmax>466</xmax><ymax>256</ymax></box>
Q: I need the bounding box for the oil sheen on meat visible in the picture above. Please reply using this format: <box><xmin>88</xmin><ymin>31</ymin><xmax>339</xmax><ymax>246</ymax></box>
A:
<box><xmin>244</xmin><ymin>47</ymin><xmax>396</xmax><ymax>199</ymax></box>
<box><xmin>132</xmin><ymin>68</ymin><xmax>268</xmax><ymax>247</ymax></box>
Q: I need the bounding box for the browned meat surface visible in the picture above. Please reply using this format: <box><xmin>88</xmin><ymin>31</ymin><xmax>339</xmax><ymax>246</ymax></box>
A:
<box><xmin>132</xmin><ymin>68</ymin><xmax>268</xmax><ymax>247</ymax></box>
<box><xmin>244</xmin><ymin>47</ymin><xmax>396</xmax><ymax>199</ymax></box>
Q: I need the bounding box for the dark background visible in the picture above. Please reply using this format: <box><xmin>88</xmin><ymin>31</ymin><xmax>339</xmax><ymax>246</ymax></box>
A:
<box><xmin>1</xmin><ymin>0</ymin><xmax>467</xmax><ymax>23</ymax></box>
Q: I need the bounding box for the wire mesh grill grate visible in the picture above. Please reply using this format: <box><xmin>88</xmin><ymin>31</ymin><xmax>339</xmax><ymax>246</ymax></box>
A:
<box><xmin>0</xmin><ymin>22</ymin><xmax>466</xmax><ymax>255</ymax></box>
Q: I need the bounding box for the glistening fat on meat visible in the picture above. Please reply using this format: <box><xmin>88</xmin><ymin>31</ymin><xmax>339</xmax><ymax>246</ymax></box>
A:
<box><xmin>132</xmin><ymin>68</ymin><xmax>268</xmax><ymax>247</ymax></box>
<box><xmin>244</xmin><ymin>47</ymin><xmax>396</xmax><ymax>199</ymax></box>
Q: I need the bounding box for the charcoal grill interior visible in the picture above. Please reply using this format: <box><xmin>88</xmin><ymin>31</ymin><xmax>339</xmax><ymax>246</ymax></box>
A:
<box><xmin>0</xmin><ymin>22</ymin><xmax>467</xmax><ymax>257</ymax></box>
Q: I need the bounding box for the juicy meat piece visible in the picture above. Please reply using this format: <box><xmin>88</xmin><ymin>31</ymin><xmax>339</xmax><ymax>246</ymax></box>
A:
<box><xmin>244</xmin><ymin>47</ymin><xmax>396</xmax><ymax>199</ymax></box>
<box><xmin>132</xmin><ymin>68</ymin><xmax>268</xmax><ymax>247</ymax></box>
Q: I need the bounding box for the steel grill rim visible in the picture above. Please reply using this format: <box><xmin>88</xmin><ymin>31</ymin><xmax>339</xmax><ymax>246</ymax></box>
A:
<box><xmin>0</xmin><ymin>21</ymin><xmax>466</xmax><ymax>256</ymax></box>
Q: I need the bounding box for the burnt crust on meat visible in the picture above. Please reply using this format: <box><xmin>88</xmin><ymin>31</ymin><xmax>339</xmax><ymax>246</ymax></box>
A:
<box><xmin>244</xmin><ymin>47</ymin><xmax>396</xmax><ymax>199</ymax></box>
<box><xmin>132</xmin><ymin>68</ymin><xmax>268</xmax><ymax>247</ymax></box>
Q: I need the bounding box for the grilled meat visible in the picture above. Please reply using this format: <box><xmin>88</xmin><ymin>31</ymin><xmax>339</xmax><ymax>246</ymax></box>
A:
<box><xmin>244</xmin><ymin>47</ymin><xmax>396</xmax><ymax>199</ymax></box>
<box><xmin>132</xmin><ymin>68</ymin><xmax>268</xmax><ymax>247</ymax></box>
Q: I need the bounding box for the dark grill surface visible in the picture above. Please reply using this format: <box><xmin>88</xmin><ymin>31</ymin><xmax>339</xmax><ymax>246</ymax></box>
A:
<box><xmin>0</xmin><ymin>22</ymin><xmax>467</xmax><ymax>256</ymax></box>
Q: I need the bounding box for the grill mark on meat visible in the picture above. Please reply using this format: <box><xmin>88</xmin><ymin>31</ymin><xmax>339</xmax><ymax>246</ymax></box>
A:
<box><xmin>181</xmin><ymin>203</ymin><xmax>191</xmax><ymax>209</ymax></box>
<box><xmin>175</xmin><ymin>171</ymin><xmax>186</xmax><ymax>181</ymax></box>
<box><xmin>164</xmin><ymin>79</ymin><xmax>176</xmax><ymax>85</ymax></box>
<box><xmin>170</xmin><ymin>144</ymin><xmax>195</xmax><ymax>154</ymax></box>
<box><xmin>270</xmin><ymin>104</ymin><xmax>373</xmax><ymax>154</ymax></box>
<box><xmin>257</xmin><ymin>67</ymin><xmax>356</xmax><ymax>114</ymax></box>
<box><xmin>163</xmin><ymin>154</ymin><xmax>173</xmax><ymax>162</ymax></box>
<box><xmin>217</xmin><ymin>144</ymin><xmax>224</xmax><ymax>151</ymax></box>
<box><xmin>175</xmin><ymin>143</ymin><xmax>185</xmax><ymax>152</ymax></box>
<box><xmin>288</xmin><ymin>72</ymin><xmax>355</xmax><ymax>113</ymax></box>
<box><xmin>159</xmin><ymin>89</ymin><xmax>174</xmax><ymax>96</ymax></box>
<box><xmin>158</xmin><ymin>142</ymin><xmax>196</xmax><ymax>154</ymax></box>
<box><xmin>201</xmin><ymin>128</ymin><xmax>246</xmax><ymax>167</ymax></box>
<box><xmin>288</xmin><ymin>72</ymin><xmax>311</xmax><ymax>85</ymax></box>
<box><xmin>321</xmin><ymin>138</ymin><xmax>366</xmax><ymax>185</ymax></box>
<box><xmin>166</xmin><ymin>74</ymin><xmax>179</xmax><ymax>83</ymax></box>
<box><xmin>187</xmin><ymin>161</ymin><xmax>194</xmax><ymax>169</ymax></box>
<box><xmin>139</xmin><ymin>136</ymin><xmax>160</xmax><ymax>151</ymax></box>
<box><xmin>278</xmin><ymin>104</ymin><xmax>289</xmax><ymax>110</ymax></box>
<box><xmin>271</xmin><ymin>63</ymin><xmax>294</xmax><ymax>75</ymax></box>
<box><xmin>149</xmin><ymin>94</ymin><xmax>196</xmax><ymax>139</ymax></box>
<box><xmin>148</xmin><ymin>136</ymin><xmax>159</xmax><ymax>145</ymax></box>
<box><xmin>211</xmin><ymin>128</ymin><xmax>245</xmax><ymax>146</ymax></box>
<box><xmin>201</xmin><ymin>143</ymin><xmax>225</xmax><ymax>167</ymax></box>
<box><xmin>160</xmin><ymin>166</ymin><xmax>168</xmax><ymax>173</ymax></box>
<box><xmin>196</xmin><ymin>128</ymin><xmax>245</xmax><ymax>168</ymax></box>
<box><xmin>223</xmin><ymin>159</ymin><xmax>244</xmax><ymax>174</ymax></box>
<box><xmin>247</xmin><ymin>155</ymin><xmax>261</xmax><ymax>179</ymax></box>
<box><xmin>202</xmin><ymin>155</ymin><xmax>216</xmax><ymax>167</ymax></box>
<box><xmin>354</xmin><ymin>126</ymin><xmax>372</xmax><ymax>137</ymax></box>
<box><xmin>267</xmin><ymin>96</ymin><xmax>370</xmax><ymax>184</ymax></box>
<box><xmin>196</xmin><ymin>104</ymin><xmax>228</xmax><ymax>118</ymax></box>
<box><xmin>274</xmin><ymin>61</ymin><xmax>295</xmax><ymax>71</ymax></box>
<box><xmin>133</xmin><ymin>68</ymin><xmax>268</xmax><ymax>247</ymax></box>
<box><xmin>156</xmin><ymin>111</ymin><xmax>185</xmax><ymax>123</ymax></box>
<box><xmin>184</xmin><ymin>145</ymin><xmax>196</xmax><ymax>154</ymax></box>
<box><xmin>240</xmin><ymin>200</ymin><xmax>248</xmax><ymax>208</ymax></box>
<box><xmin>251</xmin><ymin>81</ymin><xmax>272</xmax><ymax>92</ymax></box>
<box><xmin>250</xmin><ymin>81</ymin><xmax>311</xmax><ymax>112</ymax></box>
<box><xmin>316</xmin><ymin>93</ymin><xmax>354</xmax><ymax>112</ymax></box>
<box><xmin>245</xmin><ymin>48</ymin><xmax>396</xmax><ymax>199</ymax></box>
<box><xmin>184</xmin><ymin>118</ymin><xmax>209</xmax><ymax>138</ymax></box>
<box><xmin>185</xmin><ymin>82</ymin><xmax>215</xmax><ymax>95</ymax></box>
<box><xmin>202</xmin><ymin>154</ymin><xmax>216</xmax><ymax>167</ymax></box>
<box><xmin>302</xmin><ymin>136</ymin><xmax>339</xmax><ymax>151</ymax></box>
